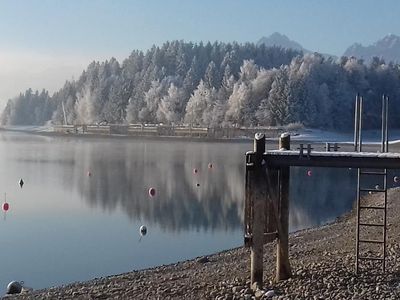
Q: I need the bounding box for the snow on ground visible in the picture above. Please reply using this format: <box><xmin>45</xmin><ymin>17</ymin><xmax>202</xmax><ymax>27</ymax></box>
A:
<box><xmin>292</xmin><ymin>128</ymin><xmax>400</xmax><ymax>144</ymax></box>
<box><xmin>0</xmin><ymin>125</ymin><xmax>54</xmax><ymax>132</ymax></box>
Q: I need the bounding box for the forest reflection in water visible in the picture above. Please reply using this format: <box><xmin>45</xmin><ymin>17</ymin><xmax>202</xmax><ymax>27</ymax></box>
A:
<box><xmin>59</xmin><ymin>138</ymin><xmax>398</xmax><ymax>233</ymax></box>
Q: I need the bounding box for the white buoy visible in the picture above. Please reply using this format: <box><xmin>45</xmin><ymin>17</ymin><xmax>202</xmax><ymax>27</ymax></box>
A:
<box><xmin>140</xmin><ymin>225</ymin><xmax>147</xmax><ymax>236</ymax></box>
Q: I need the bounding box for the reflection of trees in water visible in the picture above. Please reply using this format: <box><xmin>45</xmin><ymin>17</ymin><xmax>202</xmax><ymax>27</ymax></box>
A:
<box><xmin>289</xmin><ymin>167</ymin><xmax>399</xmax><ymax>231</ymax></box>
<box><xmin>54</xmin><ymin>139</ymin><xmax>399</xmax><ymax>233</ymax></box>
<box><xmin>66</xmin><ymin>140</ymin><xmax>246</xmax><ymax>232</ymax></box>
<box><xmin>289</xmin><ymin>167</ymin><xmax>356</xmax><ymax>231</ymax></box>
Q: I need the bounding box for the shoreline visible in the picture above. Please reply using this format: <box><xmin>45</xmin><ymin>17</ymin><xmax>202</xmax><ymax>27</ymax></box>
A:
<box><xmin>8</xmin><ymin>188</ymin><xmax>400</xmax><ymax>299</ymax></box>
<box><xmin>0</xmin><ymin>127</ymin><xmax>256</xmax><ymax>144</ymax></box>
<box><xmin>3</xmin><ymin>126</ymin><xmax>400</xmax><ymax>147</ymax></box>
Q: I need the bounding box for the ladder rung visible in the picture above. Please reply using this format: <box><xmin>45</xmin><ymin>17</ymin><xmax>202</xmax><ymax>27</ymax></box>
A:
<box><xmin>358</xmin><ymin>239</ymin><xmax>385</xmax><ymax>244</ymax></box>
<box><xmin>359</xmin><ymin>206</ymin><xmax>385</xmax><ymax>210</ymax></box>
<box><xmin>360</xmin><ymin>188</ymin><xmax>386</xmax><ymax>193</ymax></box>
<box><xmin>358</xmin><ymin>256</ymin><xmax>385</xmax><ymax>261</ymax></box>
<box><xmin>360</xmin><ymin>171</ymin><xmax>387</xmax><ymax>175</ymax></box>
<box><xmin>359</xmin><ymin>223</ymin><xmax>385</xmax><ymax>227</ymax></box>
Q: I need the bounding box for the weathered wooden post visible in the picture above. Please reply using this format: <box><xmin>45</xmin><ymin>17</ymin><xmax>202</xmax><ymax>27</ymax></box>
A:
<box><xmin>276</xmin><ymin>133</ymin><xmax>292</xmax><ymax>281</ymax></box>
<box><xmin>250</xmin><ymin>133</ymin><xmax>266</xmax><ymax>289</ymax></box>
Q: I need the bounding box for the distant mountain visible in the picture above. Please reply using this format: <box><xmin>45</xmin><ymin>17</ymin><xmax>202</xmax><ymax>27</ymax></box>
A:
<box><xmin>343</xmin><ymin>34</ymin><xmax>400</xmax><ymax>63</ymax></box>
<box><xmin>257</xmin><ymin>32</ymin><xmax>305</xmax><ymax>51</ymax></box>
<box><xmin>257</xmin><ymin>32</ymin><xmax>335</xmax><ymax>59</ymax></box>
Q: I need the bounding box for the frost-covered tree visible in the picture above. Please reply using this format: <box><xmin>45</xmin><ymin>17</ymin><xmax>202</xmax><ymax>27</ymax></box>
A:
<box><xmin>266</xmin><ymin>67</ymin><xmax>290</xmax><ymax>126</ymax></box>
<box><xmin>139</xmin><ymin>80</ymin><xmax>165</xmax><ymax>123</ymax></box>
<box><xmin>1</xmin><ymin>88</ymin><xmax>53</xmax><ymax>125</ymax></box>
<box><xmin>210</xmin><ymin>90</ymin><xmax>228</xmax><ymax>127</ymax></box>
<box><xmin>156</xmin><ymin>83</ymin><xmax>185</xmax><ymax>124</ymax></box>
<box><xmin>5</xmin><ymin>39</ymin><xmax>400</xmax><ymax>131</ymax></box>
<box><xmin>75</xmin><ymin>86</ymin><xmax>97</xmax><ymax>124</ymax></box>
<box><xmin>225</xmin><ymin>82</ymin><xmax>253</xmax><ymax>126</ymax></box>
<box><xmin>238</xmin><ymin>60</ymin><xmax>258</xmax><ymax>83</ymax></box>
<box><xmin>184</xmin><ymin>80</ymin><xmax>216</xmax><ymax>126</ymax></box>
<box><xmin>204</xmin><ymin>61</ymin><xmax>219</xmax><ymax>88</ymax></box>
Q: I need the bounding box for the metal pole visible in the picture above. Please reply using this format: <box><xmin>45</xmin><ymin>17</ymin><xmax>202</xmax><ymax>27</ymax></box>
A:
<box><xmin>383</xmin><ymin>167</ymin><xmax>387</xmax><ymax>272</ymax></box>
<box><xmin>381</xmin><ymin>94</ymin><xmax>386</xmax><ymax>153</ymax></box>
<box><xmin>355</xmin><ymin>168</ymin><xmax>361</xmax><ymax>274</ymax></box>
<box><xmin>354</xmin><ymin>94</ymin><xmax>360</xmax><ymax>151</ymax></box>
<box><xmin>355</xmin><ymin>95</ymin><xmax>363</xmax><ymax>273</ymax></box>
<box><xmin>276</xmin><ymin>133</ymin><xmax>292</xmax><ymax>281</ymax></box>
<box><xmin>250</xmin><ymin>133</ymin><xmax>266</xmax><ymax>289</ymax></box>
<box><xmin>385</xmin><ymin>95</ymin><xmax>389</xmax><ymax>152</ymax></box>
<box><xmin>358</xmin><ymin>96</ymin><xmax>363</xmax><ymax>152</ymax></box>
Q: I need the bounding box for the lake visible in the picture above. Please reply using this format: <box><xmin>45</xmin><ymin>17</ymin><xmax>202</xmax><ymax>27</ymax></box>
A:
<box><xmin>0</xmin><ymin>131</ymin><xmax>397</xmax><ymax>293</ymax></box>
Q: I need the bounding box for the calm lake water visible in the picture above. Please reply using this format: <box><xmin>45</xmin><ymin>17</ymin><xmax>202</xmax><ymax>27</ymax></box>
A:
<box><xmin>0</xmin><ymin>131</ymin><xmax>398</xmax><ymax>292</ymax></box>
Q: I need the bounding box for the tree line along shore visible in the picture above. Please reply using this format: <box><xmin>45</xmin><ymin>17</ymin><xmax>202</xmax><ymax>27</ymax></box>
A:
<box><xmin>2</xmin><ymin>40</ymin><xmax>400</xmax><ymax>133</ymax></box>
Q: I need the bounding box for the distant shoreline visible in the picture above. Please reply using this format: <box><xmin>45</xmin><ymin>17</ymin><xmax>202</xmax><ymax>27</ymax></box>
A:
<box><xmin>0</xmin><ymin>126</ymin><xmax>255</xmax><ymax>144</ymax></box>
<box><xmin>2</xmin><ymin>126</ymin><xmax>400</xmax><ymax>148</ymax></box>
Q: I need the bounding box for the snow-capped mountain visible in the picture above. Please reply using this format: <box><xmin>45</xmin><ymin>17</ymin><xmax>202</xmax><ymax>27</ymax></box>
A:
<box><xmin>343</xmin><ymin>34</ymin><xmax>400</xmax><ymax>63</ymax></box>
<box><xmin>257</xmin><ymin>32</ymin><xmax>335</xmax><ymax>59</ymax></box>
<box><xmin>257</xmin><ymin>32</ymin><xmax>305</xmax><ymax>51</ymax></box>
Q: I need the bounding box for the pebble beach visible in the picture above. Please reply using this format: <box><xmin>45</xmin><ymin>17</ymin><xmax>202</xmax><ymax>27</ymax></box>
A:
<box><xmin>6</xmin><ymin>187</ymin><xmax>400</xmax><ymax>299</ymax></box>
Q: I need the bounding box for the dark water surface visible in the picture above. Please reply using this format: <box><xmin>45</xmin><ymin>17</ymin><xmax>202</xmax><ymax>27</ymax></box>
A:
<box><xmin>0</xmin><ymin>131</ymin><xmax>398</xmax><ymax>292</ymax></box>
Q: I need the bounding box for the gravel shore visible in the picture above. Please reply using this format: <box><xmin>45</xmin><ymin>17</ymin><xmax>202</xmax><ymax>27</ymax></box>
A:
<box><xmin>7</xmin><ymin>188</ymin><xmax>400</xmax><ymax>299</ymax></box>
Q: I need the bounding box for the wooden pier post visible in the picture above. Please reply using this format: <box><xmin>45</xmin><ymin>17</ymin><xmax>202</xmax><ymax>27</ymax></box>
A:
<box><xmin>250</xmin><ymin>133</ymin><xmax>266</xmax><ymax>289</ymax></box>
<box><xmin>276</xmin><ymin>133</ymin><xmax>292</xmax><ymax>281</ymax></box>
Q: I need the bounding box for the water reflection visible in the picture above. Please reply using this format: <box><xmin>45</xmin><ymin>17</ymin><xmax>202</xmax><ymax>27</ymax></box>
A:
<box><xmin>48</xmin><ymin>138</ymin><xmax>397</xmax><ymax>233</ymax></box>
<box><xmin>7</xmin><ymin>132</ymin><xmax>399</xmax><ymax>234</ymax></box>
<box><xmin>68</xmin><ymin>140</ymin><xmax>245</xmax><ymax>232</ymax></box>
<box><xmin>289</xmin><ymin>167</ymin><xmax>356</xmax><ymax>231</ymax></box>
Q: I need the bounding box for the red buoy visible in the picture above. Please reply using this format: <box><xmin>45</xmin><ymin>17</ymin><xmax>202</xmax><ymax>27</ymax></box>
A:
<box><xmin>2</xmin><ymin>202</ymin><xmax>9</xmax><ymax>212</ymax></box>
<box><xmin>307</xmin><ymin>170</ymin><xmax>312</xmax><ymax>177</ymax></box>
<box><xmin>193</xmin><ymin>168</ymin><xmax>198</xmax><ymax>174</ymax></box>
<box><xmin>148</xmin><ymin>187</ymin><xmax>156</xmax><ymax>197</ymax></box>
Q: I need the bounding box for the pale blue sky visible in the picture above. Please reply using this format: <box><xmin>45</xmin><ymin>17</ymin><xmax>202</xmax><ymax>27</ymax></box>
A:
<box><xmin>0</xmin><ymin>0</ymin><xmax>399</xmax><ymax>105</ymax></box>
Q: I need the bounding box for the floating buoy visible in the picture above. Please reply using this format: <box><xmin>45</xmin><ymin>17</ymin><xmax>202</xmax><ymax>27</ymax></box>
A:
<box><xmin>19</xmin><ymin>179</ymin><xmax>24</xmax><ymax>188</ymax></box>
<box><xmin>369</xmin><ymin>191</ymin><xmax>372</xmax><ymax>194</ymax></box>
<box><xmin>6</xmin><ymin>281</ymin><xmax>22</xmax><ymax>295</ymax></box>
<box><xmin>87</xmin><ymin>171</ymin><xmax>92</xmax><ymax>177</ymax></box>
<box><xmin>2</xmin><ymin>202</ymin><xmax>9</xmax><ymax>212</ymax></box>
<box><xmin>139</xmin><ymin>225</ymin><xmax>147</xmax><ymax>236</ymax></box>
<box><xmin>193</xmin><ymin>168</ymin><xmax>198</xmax><ymax>174</ymax></box>
<box><xmin>148</xmin><ymin>187</ymin><xmax>156</xmax><ymax>197</ymax></box>
<box><xmin>375</xmin><ymin>184</ymin><xmax>380</xmax><ymax>190</ymax></box>
<box><xmin>208</xmin><ymin>163</ymin><xmax>213</xmax><ymax>169</ymax></box>
<box><xmin>307</xmin><ymin>170</ymin><xmax>312</xmax><ymax>177</ymax></box>
<box><xmin>394</xmin><ymin>176</ymin><xmax>399</xmax><ymax>183</ymax></box>
<box><xmin>196</xmin><ymin>183</ymin><xmax>200</xmax><ymax>187</ymax></box>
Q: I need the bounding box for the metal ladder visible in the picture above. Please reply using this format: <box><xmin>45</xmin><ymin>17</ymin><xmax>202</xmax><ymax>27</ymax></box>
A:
<box><xmin>354</xmin><ymin>94</ymin><xmax>389</xmax><ymax>274</ymax></box>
